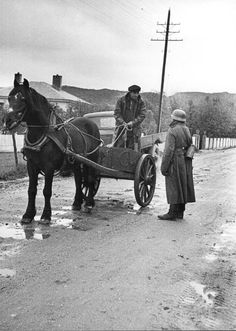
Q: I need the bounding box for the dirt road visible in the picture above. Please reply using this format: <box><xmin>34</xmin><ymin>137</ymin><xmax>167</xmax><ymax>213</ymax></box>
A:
<box><xmin>0</xmin><ymin>148</ymin><xmax>236</xmax><ymax>330</ymax></box>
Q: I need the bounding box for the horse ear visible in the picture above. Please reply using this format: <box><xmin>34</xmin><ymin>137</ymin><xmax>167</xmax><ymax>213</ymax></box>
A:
<box><xmin>14</xmin><ymin>79</ymin><xmax>20</xmax><ymax>87</ymax></box>
<box><xmin>23</xmin><ymin>79</ymin><xmax>29</xmax><ymax>89</ymax></box>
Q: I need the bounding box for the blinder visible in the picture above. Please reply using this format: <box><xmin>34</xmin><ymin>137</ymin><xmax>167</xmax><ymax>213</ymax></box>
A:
<box><xmin>5</xmin><ymin>89</ymin><xmax>28</xmax><ymax>130</ymax></box>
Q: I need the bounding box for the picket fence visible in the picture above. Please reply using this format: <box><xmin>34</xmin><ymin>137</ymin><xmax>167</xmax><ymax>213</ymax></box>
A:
<box><xmin>192</xmin><ymin>135</ymin><xmax>236</xmax><ymax>150</ymax></box>
<box><xmin>0</xmin><ymin>134</ymin><xmax>236</xmax><ymax>153</ymax></box>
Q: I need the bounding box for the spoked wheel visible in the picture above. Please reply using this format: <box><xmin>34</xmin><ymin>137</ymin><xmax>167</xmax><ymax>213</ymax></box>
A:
<box><xmin>149</xmin><ymin>144</ymin><xmax>159</xmax><ymax>168</ymax></box>
<box><xmin>81</xmin><ymin>175</ymin><xmax>101</xmax><ymax>199</ymax></box>
<box><xmin>134</xmin><ymin>154</ymin><xmax>156</xmax><ymax>207</ymax></box>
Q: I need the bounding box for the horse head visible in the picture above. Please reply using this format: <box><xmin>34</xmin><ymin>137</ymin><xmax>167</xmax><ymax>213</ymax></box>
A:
<box><xmin>4</xmin><ymin>78</ymin><xmax>51</xmax><ymax>131</ymax></box>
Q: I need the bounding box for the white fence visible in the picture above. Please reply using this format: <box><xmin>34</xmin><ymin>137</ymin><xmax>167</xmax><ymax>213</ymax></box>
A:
<box><xmin>192</xmin><ymin>135</ymin><xmax>236</xmax><ymax>150</ymax></box>
<box><xmin>203</xmin><ymin>137</ymin><xmax>236</xmax><ymax>149</ymax></box>
<box><xmin>0</xmin><ymin>134</ymin><xmax>24</xmax><ymax>152</ymax></box>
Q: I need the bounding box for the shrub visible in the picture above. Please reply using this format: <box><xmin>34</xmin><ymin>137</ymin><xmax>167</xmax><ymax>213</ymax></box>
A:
<box><xmin>0</xmin><ymin>153</ymin><xmax>27</xmax><ymax>180</ymax></box>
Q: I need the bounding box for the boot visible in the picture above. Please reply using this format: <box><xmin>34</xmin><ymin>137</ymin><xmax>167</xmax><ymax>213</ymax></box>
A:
<box><xmin>176</xmin><ymin>204</ymin><xmax>185</xmax><ymax>219</ymax></box>
<box><xmin>158</xmin><ymin>205</ymin><xmax>177</xmax><ymax>221</ymax></box>
<box><xmin>176</xmin><ymin>211</ymin><xmax>184</xmax><ymax>219</ymax></box>
<box><xmin>158</xmin><ymin>213</ymin><xmax>176</xmax><ymax>220</ymax></box>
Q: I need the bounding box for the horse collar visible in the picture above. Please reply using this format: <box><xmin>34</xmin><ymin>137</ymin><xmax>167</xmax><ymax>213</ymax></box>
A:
<box><xmin>24</xmin><ymin>130</ymin><xmax>48</xmax><ymax>151</ymax></box>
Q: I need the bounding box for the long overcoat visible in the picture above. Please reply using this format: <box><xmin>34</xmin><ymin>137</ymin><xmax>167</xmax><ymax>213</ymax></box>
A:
<box><xmin>161</xmin><ymin>121</ymin><xmax>196</xmax><ymax>204</ymax></box>
<box><xmin>114</xmin><ymin>93</ymin><xmax>146</xmax><ymax>128</ymax></box>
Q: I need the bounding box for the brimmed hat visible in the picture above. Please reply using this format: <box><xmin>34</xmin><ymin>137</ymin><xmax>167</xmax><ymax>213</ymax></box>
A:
<box><xmin>128</xmin><ymin>85</ymin><xmax>141</xmax><ymax>93</ymax></box>
<box><xmin>171</xmin><ymin>109</ymin><xmax>186</xmax><ymax>122</ymax></box>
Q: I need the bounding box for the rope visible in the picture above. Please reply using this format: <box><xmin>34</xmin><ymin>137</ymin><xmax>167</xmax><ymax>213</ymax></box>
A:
<box><xmin>86</xmin><ymin>139</ymin><xmax>104</xmax><ymax>155</ymax></box>
<box><xmin>111</xmin><ymin>123</ymin><xmax>132</xmax><ymax>147</ymax></box>
<box><xmin>66</xmin><ymin>121</ymin><xmax>103</xmax><ymax>143</ymax></box>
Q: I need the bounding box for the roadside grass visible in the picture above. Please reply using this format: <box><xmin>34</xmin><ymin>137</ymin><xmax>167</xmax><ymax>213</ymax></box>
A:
<box><xmin>0</xmin><ymin>152</ymin><xmax>27</xmax><ymax>180</ymax></box>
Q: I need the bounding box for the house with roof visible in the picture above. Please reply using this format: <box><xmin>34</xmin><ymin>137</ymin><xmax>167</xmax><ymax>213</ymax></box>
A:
<box><xmin>0</xmin><ymin>73</ymin><xmax>90</xmax><ymax>111</ymax></box>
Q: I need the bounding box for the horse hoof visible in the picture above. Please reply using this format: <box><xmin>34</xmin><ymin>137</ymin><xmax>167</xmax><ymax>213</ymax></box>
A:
<box><xmin>21</xmin><ymin>217</ymin><xmax>33</xmax><ymax>224</ymax></box>
<box><xmin>39</xmin><ymin>218</ymin><xmax>50</xmax><ymax>225</ymax></box>
<box><xmin>84</xmin><ymin>205</ymin><xmax>92</xmax><ymax>213</ymax></box>
<box><xmin>72</xmin><ymin>204</ymin><xmax>81</xmax><ymax>211</ymax></box>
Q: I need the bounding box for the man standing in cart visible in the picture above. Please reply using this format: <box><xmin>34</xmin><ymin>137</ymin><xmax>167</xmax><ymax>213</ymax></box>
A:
<box><xmin>113</xmin><ymin>85</ymin><xmax>146</xmax><ymax>151</ymax></box>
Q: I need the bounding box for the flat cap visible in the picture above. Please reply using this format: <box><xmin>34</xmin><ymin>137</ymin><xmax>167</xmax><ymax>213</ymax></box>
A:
<box><xmin>128</xmin><ymin>85</ymin><xmax>141</xmax><ymax>93</ymax></box>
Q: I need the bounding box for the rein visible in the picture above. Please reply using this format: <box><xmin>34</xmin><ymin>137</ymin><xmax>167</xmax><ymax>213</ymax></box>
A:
<box><xmin>112</xmin><ymin>123</ymin><xmax>132</xmax><ymax>147</ymax></box>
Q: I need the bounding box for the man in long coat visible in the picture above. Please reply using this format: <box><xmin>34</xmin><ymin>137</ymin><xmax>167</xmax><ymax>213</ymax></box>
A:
<box><xmin>113</xmin><ymin>85</ymin><xmax>146</xmax><ymax>151</ymax></box>
<box><xmin>158</xmin><ymin>109</ymin><xmax>196</xmax><ymax>220</ymax></box>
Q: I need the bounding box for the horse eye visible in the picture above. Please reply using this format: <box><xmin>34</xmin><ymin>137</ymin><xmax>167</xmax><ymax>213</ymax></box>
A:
<box><xmin>16</xmin><ymin>92</ymin><xmax>24</xmax><ymax>100</ymax></box>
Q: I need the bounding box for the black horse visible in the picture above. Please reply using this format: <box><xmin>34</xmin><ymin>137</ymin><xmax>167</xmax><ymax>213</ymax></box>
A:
<box><xmin>4</xmin><ymin>78</ymin><xmax>101</xmax><ymax>224</ymax></box>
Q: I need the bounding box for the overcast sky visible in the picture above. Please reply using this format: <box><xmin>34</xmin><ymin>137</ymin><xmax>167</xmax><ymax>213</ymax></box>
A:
<box><xmin>1</xmin><ymin>0</ymin><xmax>236</xmax><ymax>95</ymax></box>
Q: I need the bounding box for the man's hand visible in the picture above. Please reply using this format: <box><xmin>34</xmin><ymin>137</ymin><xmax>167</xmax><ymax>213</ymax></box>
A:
<box><xmin>126</xmin><ymin>121</ymin><xmax>133</xmax><ymax>128</ymax></box>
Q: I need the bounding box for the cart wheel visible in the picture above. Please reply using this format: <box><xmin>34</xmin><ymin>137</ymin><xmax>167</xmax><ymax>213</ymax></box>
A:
<box><xmin>149</xmin><ymin>144</ymin><xmax>159</xmax><ymax>168</ymax></box>
<box><xmin>134</xmin><ymin>154</ymin><xmax>156</xmax><ymax>207</ymax></box>
<box><xmin>82</xmin><ymin>176</ymin><xmax>101</xmax><ymax>199</ymax></box>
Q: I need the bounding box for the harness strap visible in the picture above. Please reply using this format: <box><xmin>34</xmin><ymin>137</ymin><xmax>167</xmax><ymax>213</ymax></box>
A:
<box><xmin>47</xmin><ymin>132</ymin><xmax>68</xmax><ymax>154</ymax></box>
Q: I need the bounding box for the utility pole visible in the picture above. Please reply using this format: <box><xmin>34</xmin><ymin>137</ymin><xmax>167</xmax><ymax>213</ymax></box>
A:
<box><xmin>151</xmin><ymin>9</ymin><xmax>182</xmax><ymax>132</ymax></box>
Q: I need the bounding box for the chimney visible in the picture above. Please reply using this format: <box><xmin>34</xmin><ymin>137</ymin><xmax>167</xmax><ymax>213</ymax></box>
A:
<box><xmin>14</xmin><ymin>72</ymin><xmax>22</xmax><ymax>84</ymax></box>
<box><xmin>52</xmin><ymin>74</ymin><xmax>62</xmax><ymax>90</ymax></box>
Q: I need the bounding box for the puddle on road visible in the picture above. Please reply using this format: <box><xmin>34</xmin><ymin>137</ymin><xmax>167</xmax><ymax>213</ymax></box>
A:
<box><xmin>0</xmin><ymin>268</ymin><xmax>16</xmax><ymax>277</ymax></box>
<box><xmin>220</xmin><ymin>222</ymin><xmax>236</xmax><ymax>246</ymax></box>
<box><xmin>50</xmin><ymin>217</ymin><xmax>73</xmax><ymax>228</ymax></box>
<box><xmin>204</xmin><ymin>253</ymin><xmax>218</xmax><ymax>262</ymax></box>
<box><xmin>190</xmin><ymin>281</ymin><xmax>217</xmax><ymax>307</ymax></box>
<box><xmin>0</xmin><ymin>223</ymin><xmax>50</xmax><ymax>240</ymax></box>
<box><xmin>52</xmin><ymin>210</ymin><xmax>68</xmax><ymax>216</ymax></box>
<box><xmin>62</xmin><ymin>206</ymin><xmax>71</xmax><ymax>211</ymax></box>
<box><xmin>0</xmin><ymin>200</ymin><xmax>157</xmax><ymax>242</ymax></box>
<box><xmin>0</xmin><ymin>208</ymin><xmax>76</xmax><ymax>241</ymax></box>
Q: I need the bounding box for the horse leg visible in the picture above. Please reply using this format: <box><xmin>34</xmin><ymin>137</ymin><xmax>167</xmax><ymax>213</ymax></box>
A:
<box><xmin>39</xmin><ymin>170</ymin><xmax>54</xmax><ymax>224</ymax></box>
<box><xmin>84</xmin><ymin>165</ymin><xmax>96</xmax><ymax>209</ymax></box>
<box><xmin>22</xmin><ymin>160</ymin><xmax>39</xmax><ymax>224</ymax></box>
<box><xmin>72</xmin><ymin>163</ymin><xmax>83</xmax><ymax>210</ymax></box>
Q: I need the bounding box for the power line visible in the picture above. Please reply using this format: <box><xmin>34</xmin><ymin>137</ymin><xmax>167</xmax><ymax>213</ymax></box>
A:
<box><xmin>116</xmin><ymin>0</ymin><xmax>156</xmax><ymax>28</ymax></box>
<box><xmin>78</xmin><ymin>0</ymin><xmax>133</xmax><ymax>36</ymax></box>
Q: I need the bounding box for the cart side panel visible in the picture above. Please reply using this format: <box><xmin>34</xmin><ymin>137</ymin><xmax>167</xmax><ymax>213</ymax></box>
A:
<box><xmin>140</xmin><ymin>132</ymin><xmax>167</xmax><ymax>150</ymax></box>
<box><xmin>99</xmin><ymin>146</ymin><xmax>142</xmax><ymax>173</ymax></box>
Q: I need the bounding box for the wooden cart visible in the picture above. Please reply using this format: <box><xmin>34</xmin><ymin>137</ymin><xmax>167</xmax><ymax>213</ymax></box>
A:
<box><xmin>65</xmin><ymin>132</ymin><xmax>165</xmax><ymax>207</ymax></box>
<box><xmin>80</xmin><ymin>111</ymin><xmax>166</xmax><ymax>206</ymax></box>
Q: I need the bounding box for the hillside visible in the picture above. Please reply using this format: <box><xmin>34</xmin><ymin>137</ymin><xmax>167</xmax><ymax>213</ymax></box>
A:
<box><xmin>170</xmin><ymin>91</ymin><xmax>236</xmax><ymax>108</ymax></box>
<box><xmin>63</xmin><ymin>85</ymin><xmax>236</xmax><ymax>112</ymax></box>
<box><xmin>62</xmin><ymin>86</ymin><xmax>124</xmax><ymax>106</ymax></box>
<box><xmin>62</xmin><ymin>85</ymin><xmax>161</xmax><ymax>108</ymax></box>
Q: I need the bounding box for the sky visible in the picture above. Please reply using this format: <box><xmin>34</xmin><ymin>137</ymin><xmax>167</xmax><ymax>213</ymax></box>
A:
<box><xmin>1</xmin><ymin>0</ymin><xmax>236</xmax><ymax>95</ymax></box>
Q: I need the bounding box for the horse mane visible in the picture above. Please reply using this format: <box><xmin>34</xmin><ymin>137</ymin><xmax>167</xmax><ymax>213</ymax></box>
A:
<box><xmin>27</xmin><ymin>87</ymin><xmax>56</xmax><ymax>126</ymax></box>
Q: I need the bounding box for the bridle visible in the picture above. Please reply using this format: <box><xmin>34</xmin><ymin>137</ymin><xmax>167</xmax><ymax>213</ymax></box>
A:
<box><xmin>6</xmin><ymin>91</ymin><xmax>28</xmax><ymax>130</ymax></box>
